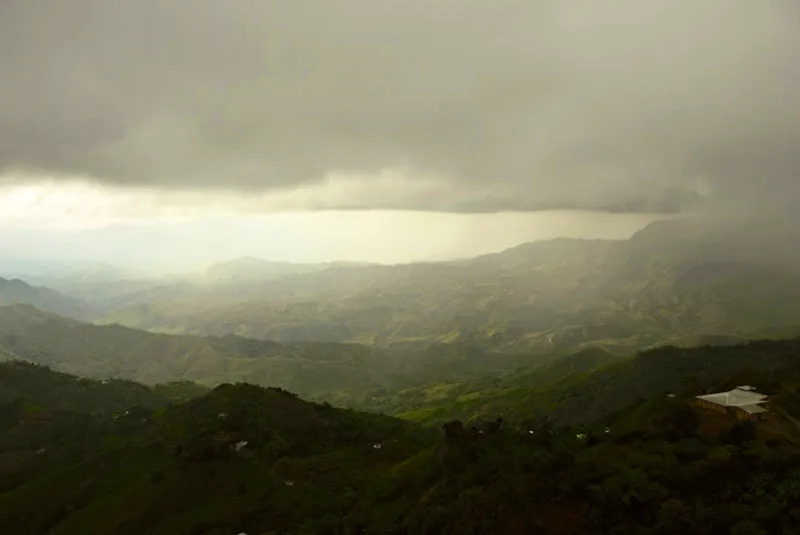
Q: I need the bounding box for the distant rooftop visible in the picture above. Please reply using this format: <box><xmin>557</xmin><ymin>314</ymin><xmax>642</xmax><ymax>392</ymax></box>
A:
<box><xmin>696</xmin><ymin>387</ymin><xmax>768</xmax><ymax>408</ymax></box>
<box><xmin>739</xmin><ymin>404</ymin><xmax>768</xmax><ymax>415</ymax></box>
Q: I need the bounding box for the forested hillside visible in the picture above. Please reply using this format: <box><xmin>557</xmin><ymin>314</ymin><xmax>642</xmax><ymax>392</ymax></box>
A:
<box><xmin>1</xmin><ymin>338</ymin><xmax>800</xmax><ymax>534</ymax></box>
<box><xmin>0</xmin><ymin>374</ymin><xmax>435</xmax><ymax>535</ymax></box>
<box><xmin>0</xmin><ymin>361</ymin><xmax>167</xmax><ymax>414</ymax></box>
<box><xmin>334</xmin><ymin>337</ymin><xmax>800</xmax><ymax>427</ymax></box>
<box><xmin>3</xmin><ymin>0</ymin><xmax>798</xmax><ymax>531</ymax></box>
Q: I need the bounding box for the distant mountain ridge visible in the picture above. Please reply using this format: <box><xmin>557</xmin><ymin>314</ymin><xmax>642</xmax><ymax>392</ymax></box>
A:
<box><xmin>0</xmin><ymin>277</ymin><xmax>94</xmax><ymax>320</ymax></box>
<box><xmin>10</xmin><ymin>217</ymin><xmax>800</xmax><ymax>356</ymax></box>
<box><xmin>0</xmin><ymin>304</ymin><xmax>375</xmax><ymax>392</ymax></box>
<box><xmin>0</xmin><ymin>304</ymin><xmax>529</xmax><ymax>394</ymax></box>
<box><xmin>204</xmin><ymin>256</ymin><xmax>378</xmax><ymax>283</ymax></box>
<box><xmin>84</xmin><ymin>218</ymin><xmax>800</xmax><ymax>354</ymax></box>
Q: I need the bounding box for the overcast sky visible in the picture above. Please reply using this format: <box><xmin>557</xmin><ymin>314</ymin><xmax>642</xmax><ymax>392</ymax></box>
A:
<box><xmin>0</xmin><ymin>0</ymin><xmax>797</xmax><ymax>270</ymax></box>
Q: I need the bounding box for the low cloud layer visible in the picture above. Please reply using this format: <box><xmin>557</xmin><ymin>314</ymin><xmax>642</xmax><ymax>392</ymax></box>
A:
<box><xmin>1</xmin><ymin>0</ymin><xmax>798</xmax><ymax>213</ymax></box>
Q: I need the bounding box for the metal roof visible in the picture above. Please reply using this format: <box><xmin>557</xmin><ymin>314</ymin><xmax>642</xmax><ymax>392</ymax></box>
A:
<box><xmin>695</xmin><ymin>388</ymin><xmax>768</xmax><ymax>408</ymax></box>
<box><xmin>739</xmin><ymin>404</ymin><xmax>768</xmax><ymax>415</ymax></box>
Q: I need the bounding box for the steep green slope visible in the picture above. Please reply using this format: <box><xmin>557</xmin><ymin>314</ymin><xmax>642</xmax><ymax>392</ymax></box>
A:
<box><xmin>323</xmin><ymin>347</ymin><xmax>621</xmax><ymax>420</ymax></box>
<box><xmin>346</xmin><ymin>338</ymin><xmax>800</xmax><ymax>427</ymax></box>
<box><xmin>0</xmin><ymin>361</ymin><xmax>167</xmax><ymax>414</ymax></box>
<box><xmin>365</xmin><ymin>399</ymin><xmax>800</xmax><ymax>534</ymax></box>
<box><xmin>1</xmin><ymin>351</ymin><xmax>800</xmax><ymax>534</ymax></box>
<box><xmin>0</xmin><ymin>362</ymin><xmax>183</xmax><ymax>499</ymax></box>
<box><xmin>0</xmin><ymin>381</ymin><xmax>435</xmax><ymax>535</ymax></box>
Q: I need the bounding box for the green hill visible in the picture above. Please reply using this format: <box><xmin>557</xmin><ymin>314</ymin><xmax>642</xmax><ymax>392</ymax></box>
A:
<box><xmin>0</xmin><ymin>360</ymin><xmax>167</xmax><ymax>414</ymax></box>
<box><xmin>0</xmin><ymin>380</ymin><xmax>434</xmax><ymax>535</ymax></box>
<box><xmin>0</xmin><ymin>304</ymin><xmax>385</xmax><ymax>394</ymax></box>
<box><xmin>1</xmin><ymin>344</ymin><xmax>800</xmax><ymax>534</ymax></box>
<box><xmin>321</xmin><ymin>347</ymin><xmax>621</xmax><ymax>420</ymax></box>
<box><xmin>0</xmin><ymin>304</ymin><xmax>532</xmax><ymax>397</ymax></box>
<box><xmin>0</xmin><ymin>361</ymin><xmax>189</xmax><ymax>501</ymax></box>
<box><xmin>339</xmin><ymin>338</ymin><xmax>800</xmax><ymax>429</ymax></box>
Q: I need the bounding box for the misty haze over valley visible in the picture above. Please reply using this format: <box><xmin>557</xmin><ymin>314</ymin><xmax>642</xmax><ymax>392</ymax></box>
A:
<box><xmin>1</xmin><ymin>1</ymin><xmax>799</xmax><ymax>533</ymax></box>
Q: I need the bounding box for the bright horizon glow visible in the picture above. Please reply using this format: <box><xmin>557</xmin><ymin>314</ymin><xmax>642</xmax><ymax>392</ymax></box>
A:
<box><xmin>0</xmin><ymin>180</ymin><xmax>664</xmax><ymax>273</ymax></box>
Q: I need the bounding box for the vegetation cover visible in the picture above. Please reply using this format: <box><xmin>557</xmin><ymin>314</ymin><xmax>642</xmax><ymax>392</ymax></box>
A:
<box><xmin>1</xmin><ymin>338</ymin><xmax>800</xmax><ymax>534</ymax></box>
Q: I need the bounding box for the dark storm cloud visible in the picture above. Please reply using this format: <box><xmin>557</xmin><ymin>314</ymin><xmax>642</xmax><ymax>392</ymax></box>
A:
<box><xmin>0</xmin><ymin>0</ymin><xmax>798</xmax><ymax>213</ymax></box>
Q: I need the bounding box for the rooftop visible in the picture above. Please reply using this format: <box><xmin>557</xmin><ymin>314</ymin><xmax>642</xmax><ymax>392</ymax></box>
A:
<box><xmin>696</xmin><ymin>387</ymin><xmax>768</xmax><ymax>408</ymax></box>
<box><xmin>739</xmin><ymin>404</ymin><xmax>768</xmax><ymax>415</ymax></box>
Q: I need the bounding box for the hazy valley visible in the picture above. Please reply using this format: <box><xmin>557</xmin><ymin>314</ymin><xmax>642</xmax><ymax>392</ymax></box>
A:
<box><xmin>4</xmin><ymin>218</ymin><xmax>800</xmax><ymax>534</ymax></box>
<box><xmin>2</xmin><ymin>0</ymin><xmax>800</xmax><ymax>529</ymax></box>
<box><xmin>9</xmin><ymin>218</ymin><xmax>800</xmax><ymax>359</ymax></box>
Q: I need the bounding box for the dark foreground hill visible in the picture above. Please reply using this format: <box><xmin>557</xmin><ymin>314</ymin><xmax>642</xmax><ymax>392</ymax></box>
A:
<box><xmin>0</xmin><ymin>361</ymin><xmax>167</xmax><ymax>415</ymax></box>
<box><xmin>0</xmin><ymin>372</ymin><xmax>435</xmax><ymax>535</ymax></box>
<box><xmin>2</xmin><ymin>341</ymin><xmax>800</xmax><ymax>534</ymax></box>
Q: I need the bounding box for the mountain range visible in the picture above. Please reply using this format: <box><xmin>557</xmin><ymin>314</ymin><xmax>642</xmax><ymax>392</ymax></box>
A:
<box><xmin>3</xmin><ymin>216</ymin><xmax>800</xmax><ymax>533</ymax></box>
<box><xmin>7</xmin><ymin>217</ymin><xmax>796</xmax><ymax>357</ymax></box>
<box><xmin>0</xmin><ymin>277</ymin><xmax>94</xmax><ymax>320</ymax></box>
